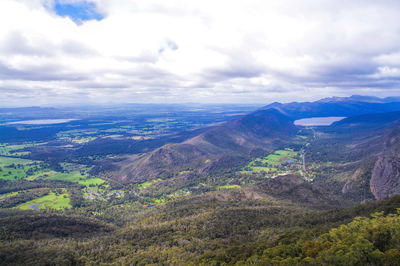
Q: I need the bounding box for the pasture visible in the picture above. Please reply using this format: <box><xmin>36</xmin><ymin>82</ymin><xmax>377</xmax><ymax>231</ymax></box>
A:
<box><xmin>241</xmin><ymin>149</ymin><xmax>300</xmax><ymax>174</ymax></box>
<box><xmin>43</xmin><ymin>171</ymin><xmax>106</xmax><ymax>188</ymax></box>
<box><xmin>0</xmin><ymin>156</ymin><xmax>39</xmax><ymax>180</ymax></box>
<box><xmin>16</xmin><ymin>192</ymin><xmax>72</xmax><ymax>210</ymax></box>
<box><xmin>137</xmin><ymin>179</ymin><xmax>163</xmax><ymax>190</ymax></box>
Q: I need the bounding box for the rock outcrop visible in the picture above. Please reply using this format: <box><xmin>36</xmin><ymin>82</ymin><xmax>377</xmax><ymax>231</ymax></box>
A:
<box><xmin>370</xmin><ymin>126</ymin><xmax>400</xmax><ymax>200</ymax></box>
<box><xmin>371</xmin><ymin>156</ymin><xmax>400</xmax><ymax>200</ymax></box>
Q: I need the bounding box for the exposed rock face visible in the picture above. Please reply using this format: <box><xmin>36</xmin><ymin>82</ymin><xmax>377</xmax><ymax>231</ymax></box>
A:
<box><xmin>341</xmin><ymin>160</ymin><xmax>375</xmax><ymax>201</ymax></box>
<box><xmin>371</xmin><ymin>156</ymin><xmax>400</xmax><ymax>200</ymax></box>
<box><xmin>370</xmin><ymin>126</ymin><xmax>400</xmax><ymax>200</ymax></box>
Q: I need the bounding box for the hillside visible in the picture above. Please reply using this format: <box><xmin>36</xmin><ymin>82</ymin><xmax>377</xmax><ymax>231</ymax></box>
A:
<box><xmin>254</xmin><ymin>174</ymin><xmax>341</xmax><ymax>206</ymax></box>
<box><xmin>1</xmin><ymin>191</ymin><xmax>400</xmax><ymax>265</ymax></box>
<box><xmin>111</xmin><ymin>109</ymin><xmax>296</xmax><ymax>183</ymax></box>
<box><xmin>2</xmin><ymin>98</ymin><xmax>400</xmax><ymax>265</ymax></box>
<box><xmin>307</xmin><ymin>112</ymin><xmax>400</xmax><ymax>202</ymax></box>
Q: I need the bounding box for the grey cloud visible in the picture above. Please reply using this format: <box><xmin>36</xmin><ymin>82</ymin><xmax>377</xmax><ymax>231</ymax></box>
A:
<box><xmin>75</xmin><ymin>81</ymin><xmax>131</xmax><ymax>89</ymax></box>
<box><xmin>60</xmin><ymin>39</ymin><xmax>98</xmax><ymax>56</ymax></box>
<box><xmin>116</xmin><ymin>52</ymin><xmax>159</xmax><ymax>64</ymax></box>
<box><xmin>2</xmin><ymin>0</ymin><xmax>400</xmax><ymax>106</ymax></box>
<box><xmin>0</xmin><ymin>60</ymin><xmax>87</xmax><ymax>81</ymax></box>
<box><xmin>202</xmin><ymin>53</ymin><xmax>264</xmax><ymax>82</ymax></box>
<box><xmin>204</xmin><ymin>65</ymin><xmax>263</xmax><ymax>81</ymax></box>
<box><xmin>0</xmin><ymin>31</ymin><xmax>55</xmax><ymax>57</ymax></box>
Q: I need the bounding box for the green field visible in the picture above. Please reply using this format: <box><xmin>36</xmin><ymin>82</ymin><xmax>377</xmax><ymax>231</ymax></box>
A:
<box><xmin>137</xmin><ymin>179</ymin><xmax>163</xmax><ymax>190</ymax></box>
<box><xmin>217</xmin><ymin>184</ymin><xmax>241</xmax><ymax>190</ymax></box>
<box><xmin>241</xmin><ymin>149</ymin><xmax>300</xmax><ymax>174</ymax></box>
<box><xmin>43</xmin><ymin>171</ymin><xmax>106</xmax><ymax>188</ymax></box>
<box><xmin>0</xmin><ymin>156</ymin><xmax>33</xmax><ymax>166</ymax></box>
<box><xmin>26</xmin><ymin>170</ymin><xmax>57</xmax><ymax>181</ymax></box>
<box><xmin>42</xmin><ymin>171</ymin><xmax>84</xmax><ymax>182</ymax></box>
<box><xmin>79</xmin><ymin>177</ymin><xmax>106</xmax><ymax>187</ymax></box>
<box><xmin>69</xmin><ymin>137</ymin><xmax>97</xmax><ymax>144</ymax></box>
<box><xmin>0</xmin><ymin>191</ymin><xmax>19</xmax><ymax>199</ymax></box>
<box><xmin>179</xmin><ymin>170</ymin><xmax>192</xmax><ymax>175</ymax></box>
<box><xmin>0</xmin><ymin>142</ymin><xmax>46</xmax><ymax>156</ymax></box>
<box><xmin>16</xmin><ymin>192</ymin><xmax>72</xmax><ymax>210</ymax></box>
<box><xmin>246</xmin><ymin>166</ymin><xmax>278</xmax><ymax>172</ymax></box>
<box><xmin>0</xmin><ymin>157</ymin><xmax>39</xmax><ymax>180</ymax></box>
<box><xmin>151</xmin><ymin>198</ymin><xmax>168</xmax><ymax>203</ymax></box>
<box><xmin>1</xmin><ymin>155</ymin><xmax>106</xmax><ymax>204</ymax></box>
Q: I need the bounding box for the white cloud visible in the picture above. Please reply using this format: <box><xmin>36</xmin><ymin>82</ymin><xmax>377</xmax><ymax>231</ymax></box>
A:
<box><xmin>0</xmin><ymin>0</ymin><xmax>400</xmax><ymax>106</ymax></box>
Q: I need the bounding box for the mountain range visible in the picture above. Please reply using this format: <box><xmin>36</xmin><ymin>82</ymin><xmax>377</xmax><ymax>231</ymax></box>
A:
<box><xmin>105</xmin><ymin>95</ymin><xmax>400</xmax><ymax>203</ymax></box>
<box><xmin>3</xmin><ymin>95</ymin><xmax>400</xmax><ymax>265</ymax></box>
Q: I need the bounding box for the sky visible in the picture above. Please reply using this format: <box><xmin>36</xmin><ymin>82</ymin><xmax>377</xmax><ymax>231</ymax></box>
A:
<box><xmin>0</xmin><ymin>0</ymin><xmax>400</xmax><ymax>106</ymax></box>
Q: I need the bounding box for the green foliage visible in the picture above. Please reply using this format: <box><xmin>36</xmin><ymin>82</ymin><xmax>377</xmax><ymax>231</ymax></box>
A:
<box><xmin>0</xmin><ymin>157</ymin><xmax>40</xmax><ymax>180</ymax></box>
<box><xmin>0</xmin><ymin>194</ymin><xmax>400</xmax><ymax>265</ymax></box>
<box><xmin>0</xmin><ymin>188</ymin><xmax>50</xmax><ymax>208</ymax></box>
<box><xmin>136</xmin><ymin>178</ymin><xmax>163</xmax><ymax>190</ymax></box>
<box><xmin>241</xmin><ymin>149</ymin><xmax>301</xmax><ymax>175</ymax></box>
<box><xmin>0</xmin><ymin>212</ymin><xmax>114</xmax><ymax>241</ymax></box>
<box><xmin>42</xmin><ymin>170</ymin><xmax>106</xmax><ymax>189</ymax></box>
<box><xmin>0</xmin><ymin>142</ymin><xmax>46</xmax><ymax>156</ymax></box>
<box><xmin>16</xmin><ymin>192</ymin><xmax>72</xmax><ymax>210</ymax></box>
<box><xmin>217</xmin><ymin>184</ymin><xmax>241</xmax><ymax>190</ymax></box>
<box><xmin>233</xmin><ymin>210</ymin><xmax>400</xmax><ymax>265</ymax></box>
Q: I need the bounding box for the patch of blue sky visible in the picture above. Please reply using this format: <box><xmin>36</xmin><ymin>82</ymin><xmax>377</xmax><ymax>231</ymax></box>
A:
<box><xmin>54</xmin><ymin>1</ymin><xmax>104</xmax><ymax>23</ymax></box>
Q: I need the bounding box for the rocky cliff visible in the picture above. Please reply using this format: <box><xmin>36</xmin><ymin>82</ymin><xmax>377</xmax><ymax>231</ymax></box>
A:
<box><xmin>370</xmin><ymin>126</ymin><xmax>400</xmax><ymax>200</ymax></box>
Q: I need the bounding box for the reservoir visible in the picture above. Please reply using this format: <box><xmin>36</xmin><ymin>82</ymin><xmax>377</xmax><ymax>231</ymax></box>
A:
<box><xmin>7</xmin><ymin>119</ymin><xmax>78</xmax><ymax>125</ymax></box>
<box><xmin>294</xmin><ymin>117</ymin><xmax>346</xmax><ymax>126</ymax></box>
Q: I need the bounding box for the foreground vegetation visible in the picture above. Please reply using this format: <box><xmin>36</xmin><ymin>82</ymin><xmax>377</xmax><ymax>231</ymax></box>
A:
<box><xmin>1</xmin><ymin>194</ymin><xmax>400</xmax><ymax>265</ymax></box>
<box><xmin>2</xmin><ymin>103</ymin><xmax>400</xmax><ymax>265</ymax></box>
<box><xmin>235</xmin><ymin>211</ymin><xmax>400</xmax><ymax>265</ymax></box>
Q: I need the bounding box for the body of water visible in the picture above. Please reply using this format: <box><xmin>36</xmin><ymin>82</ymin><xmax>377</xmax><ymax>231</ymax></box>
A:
<box><xmin>294</xmin><ymin>117</ymin><xmax>346</xmax><ymax>126</ymax></box>
<box><xmin>7</xmin><ymin>119</ymin><xmax>78</xmax><ymax>125</ymax></box>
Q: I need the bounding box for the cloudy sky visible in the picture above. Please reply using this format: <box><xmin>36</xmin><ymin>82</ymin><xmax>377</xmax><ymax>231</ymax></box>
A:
<box><xmin>1</xmin><ymin>0</ymin><xmax>400</xmax><ymax>106</ymax></box>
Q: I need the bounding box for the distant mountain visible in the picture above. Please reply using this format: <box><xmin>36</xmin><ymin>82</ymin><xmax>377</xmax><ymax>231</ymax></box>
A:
<box><xmin>111</xmin><ymin>109</ymin><xmax>296</xmax><ymax>183</ymax></box>
<box><xmin>262</xmin><ymin>95</ymin><xmax>400</xmax><ymax>119</ymax></box>
<box><xmin>333</xmin><ymin>110</ymin><xmax>400</xmax><ymax>126</ymax></box>
<box><xmin>316</xmin><ymin>95</ymin><xmax>400</xmax><ymax>103</ymax></box>
<box><xmin>0</xmin><ymin>107</ymin><xmax>56</xmax><ymax>112</ymax></box>
<box><xmin>5</xmin><ymin>97</ymin><xmax>400</xmax><ymax>265</ymax></box>
<box><xmin>109</xmin><ymin>96</ymin><xmax>400</xmax><ymax>201</ymax></box>
<box><xmin>308</xmin><ymin>110</ymin><xmax>400</xmax><ymax>201</ymax></box>
<box><xmin>329</xmin><ymin>111</ymin><xmax>400</xmax><ymax>135</ymax></box>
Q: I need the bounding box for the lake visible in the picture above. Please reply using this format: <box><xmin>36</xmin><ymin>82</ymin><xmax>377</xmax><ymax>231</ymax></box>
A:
<box><xmin>7</xmin><ymin>119</ymin><xmax>78</xmax><ymax>125</ymax></box>
<box><xmin>294</xmin><ymin>117</ymin><xmax>346</xmax><ymax>126</ymax></box>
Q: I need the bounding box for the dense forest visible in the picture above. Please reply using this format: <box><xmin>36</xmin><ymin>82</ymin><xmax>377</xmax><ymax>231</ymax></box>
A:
<box><xmin>2</xmin><ymin>99</ymin><xmax>400</xmax><ymax>265</ymax></box>
<box><xmin>1</xmin><ymin>193</ymin><xmax>400</xmax><ymax>265</ymax></box>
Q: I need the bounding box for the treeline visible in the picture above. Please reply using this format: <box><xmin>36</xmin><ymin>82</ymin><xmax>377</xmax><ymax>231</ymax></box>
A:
<box><xmin>0</xmin><ymin>188</ymin><xmax>50</xmax><ymax>208</ymax></box>
<box><xmin>0</xmin><ymin>212</ymin><xmax>114</xmax><ymax>241</ymax></box>
<box><xmin>205</xmin><ymin>211</ymin><xmax>400</xmax><ymax>265</ymax></box>
<box><xmin>0</xmin><ymin>180</ymin><xmax>83</xmax><ymax>194</ymax></box>
<box><xmin>1</xmin><ymin>193</ymin><xmax>400</xmax><ymax>265</ymax></box>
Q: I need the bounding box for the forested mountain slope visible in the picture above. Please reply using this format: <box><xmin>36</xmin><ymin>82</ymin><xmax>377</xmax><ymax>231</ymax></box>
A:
<box><xmin>308</xmin><ymin>112</ymin><xmax>400</xmax><ymax>202</ymax></box>
<box><xmin>2</xmin><ymin>98</ymin><xmax>400</xmax><ymax>265</ymax></box>
<box><xmin>111</xmin><ymin>109</ymin><xmax>296</xmax><ymax>183</ymax></box>
<box><xmin>1</xmin><ymin>191</ymin><xmax>400</xmax><ymax>265</ymax></box>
